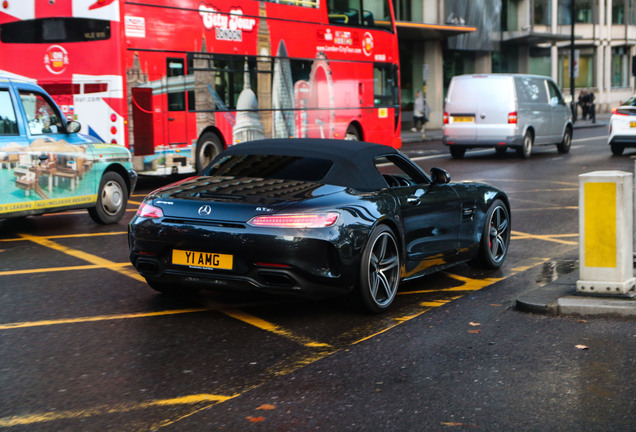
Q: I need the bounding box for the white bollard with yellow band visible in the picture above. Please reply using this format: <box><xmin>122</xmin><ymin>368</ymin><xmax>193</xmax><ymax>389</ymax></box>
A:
<box><xmin>577</xmin><ymin>171</ymin><xmax>635</xmax><ymax>297</ymax></box>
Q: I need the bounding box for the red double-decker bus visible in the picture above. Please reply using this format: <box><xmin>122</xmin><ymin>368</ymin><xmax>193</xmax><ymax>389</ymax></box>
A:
<box><xmin>0</xmin><ymin>0</ymin><xmax>401</xmax><ymax>175</ymax></box>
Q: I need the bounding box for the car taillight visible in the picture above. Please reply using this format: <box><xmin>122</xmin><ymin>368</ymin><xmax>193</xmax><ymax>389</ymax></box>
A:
<box><xmin>508</xmin><ymin>112</ymin><xmax>518</xmax><ymax>124</ymax></box>
<box><xmin>137</xmin><ymin>203</ymin><xmax>164</xmax><ymax>218</ymax></box>
<box><xmin>248</xmin><ymin>213</ymin><xmax>339</xmax><ymax>228</ymax></box>
<box><xmin>443</xmin><ymin>112</ymin><xmax>449</xmax><ymax>124</ymax></box>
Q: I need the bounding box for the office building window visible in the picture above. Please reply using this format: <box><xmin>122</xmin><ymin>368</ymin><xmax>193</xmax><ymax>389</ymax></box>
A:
<box><xmin>611</xmin><ymin>46</ymin><xmax>630</xmax><ymax>88</ymax></box>
<box><xmin>534</xmin><ymin>0</ymin><xmax>552</xmax><ymax>25</ymax></box>
<box><xmin>613</xmin><ymin>0</ymin><xmax>625</xmax><ymax>24</ymax></box>
<box><xmin>558</xmin><ymin>0</ymin><xmax>595</xmax><ymax>24</ymax></box>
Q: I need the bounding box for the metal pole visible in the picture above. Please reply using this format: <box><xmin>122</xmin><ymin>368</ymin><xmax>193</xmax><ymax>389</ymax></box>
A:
<box><xmin>570</xmin><ymin>0</ymin><xmax>577</xmax><ymax>122</ymax></box>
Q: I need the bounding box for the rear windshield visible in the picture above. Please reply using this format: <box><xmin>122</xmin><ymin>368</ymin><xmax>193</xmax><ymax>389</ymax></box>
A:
<box><xmin>204</xmin><ymin>154</ymin><xmax>334</xmax><ymax>182</ymax></box>
<box><xmin>448</xmin><ymin>76</ymin><xmax>512</xmax><ymax>106</ymax></box>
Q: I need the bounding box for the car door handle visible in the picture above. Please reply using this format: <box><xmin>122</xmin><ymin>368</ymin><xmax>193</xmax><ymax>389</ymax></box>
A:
<box><xmin>407</xmin><ymin>196</ymin><xmax>420</xmax><ymax>204</ymax></box>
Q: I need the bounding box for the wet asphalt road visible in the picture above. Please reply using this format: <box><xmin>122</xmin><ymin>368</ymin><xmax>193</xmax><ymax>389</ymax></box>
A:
<box><xmin>1</xmin><ymin>127</ymin><xmax>636</xmax><ymax>431</ymax></box>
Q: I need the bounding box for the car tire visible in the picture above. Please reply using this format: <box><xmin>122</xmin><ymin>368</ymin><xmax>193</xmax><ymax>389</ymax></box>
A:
<box><xmin>352</xmin><ymin>225</ymin><xmax>401</xmax><ymax>313</ymax></box>
<box><xmin>610</xmin><ymin>142</ymin><xmax>625</xmax><ymax>156</ymax></box>
<box><xmin>471</xmin><ymin>199</ymin><xmax>510</xmax><ymax>269</ymax></box>
<box><xmin>146</xmin><ymin>278</ymin><xmax>199</xmax><ymax>297</ymax></box>
<box><xmin>517</xmin><ymin>131</ymin><xmax>533</xmax><ymax>159</ymax></box>
<box><xmin>345</xmin><ymin>124</ymin><xmax>360</xmax><ymax>141</ymax></box>
<box><xmin>557</xmin><ymin>127</ymin><xmax>572</xmax><ymax>153</ymax></box>
<box><xmin>196</xmin><ymin>132</ymin><xmax>223</xmax><ymax>173</ymax></box>
<box><xmin>88</xmin><ymin>171</ymin><xmax>128</xmax><ymax>224</ymax></box>
<box><xmin>450</xmin><ymin>146</ymin><xmax>466</xmax><ymax>159</ymax></box>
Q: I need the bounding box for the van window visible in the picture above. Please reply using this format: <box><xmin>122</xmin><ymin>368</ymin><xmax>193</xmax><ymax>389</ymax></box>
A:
<box><xmin>0</xmin><ymin>90</ymin><xmax>19</xmax><ymax>135</ymax></box>
<box><xmin>514</xmin><ymin>76</ymin><xmax>548</xmax><ymax>104</ymax></box>
<box><xmin>546</xmin><ymin>80</ymin><xmax>565</xmax><ymax>104</ymax></box>
<box><xmin>448</xmin><ymin>77</ymin><xmax>511</xmax><ymax>106</ymax></box>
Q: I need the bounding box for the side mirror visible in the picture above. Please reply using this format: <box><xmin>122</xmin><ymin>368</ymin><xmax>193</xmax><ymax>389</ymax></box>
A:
<box><xmin>430</xmin><ymin>167</ymin><xmax>451</xmax><ymax>184</ymax></box>
<box><xmin>66</xmin><ymin>121</ymin><xmax>81</xmax><ymax>134</ymax></box>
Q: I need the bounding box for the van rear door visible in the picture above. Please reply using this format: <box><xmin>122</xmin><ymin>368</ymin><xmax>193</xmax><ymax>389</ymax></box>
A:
<box><xmin>445</xmin><ymin>75</ymin><xmax>515</xmax><ymax>142</ymax></box>
<box><xmin>444</xmin><ymin>76</ymin><xmax>478</xmax><ymax>141</ymax></box>
<box><xmin>471</xmin><ymin>76</ymin><xmax>515</xmax><ymax>142</ymax></box>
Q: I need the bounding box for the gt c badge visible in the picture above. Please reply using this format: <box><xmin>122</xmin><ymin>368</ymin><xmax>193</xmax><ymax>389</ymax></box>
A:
<box><xmin>198</xmin><ymin>205</ymin><xmax>212</xmax><ymax>216</ymax></box>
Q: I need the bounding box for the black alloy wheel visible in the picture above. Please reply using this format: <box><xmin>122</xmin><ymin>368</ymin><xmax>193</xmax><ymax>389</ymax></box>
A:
<box><xmin>474</xmin><ymin>199</ymin><xmax>510</xmax><ymax>268</ymax></box>
<box><xmin>355</xmin><ymin>225</ymin><xmax>401</xmax><ymax>313</ymax></box>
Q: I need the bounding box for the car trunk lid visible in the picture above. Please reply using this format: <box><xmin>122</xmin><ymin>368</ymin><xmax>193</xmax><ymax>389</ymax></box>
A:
<box><xmin>147</xmin><ymin>176</ymin><xmax>344</xmax><ymax>222</ymax></box>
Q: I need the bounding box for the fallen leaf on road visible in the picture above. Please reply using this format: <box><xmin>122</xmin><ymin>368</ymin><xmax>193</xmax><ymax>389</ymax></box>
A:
<box><xmin>246</xmin><ymin>416</ymin><xmax>266</xmax><ymax>423</ymax></box>
<box><xmin>575</xmin><ymin>345</ymin><xmax>589</xmax><ymax>350</ymax></box>
<box><xmin>468</xmin><ymin>330</ymin><xmax>481</xmax><ymax>334</ymax></box>
<box><xmin>257</xmin><ymin>404</ymin><xmax>276</xmax><ymax>410</ymax></box>
<box><xmin>469</xmin><ymin>322</ymin><xmax>480</xmax><ymax>326</ymax></box>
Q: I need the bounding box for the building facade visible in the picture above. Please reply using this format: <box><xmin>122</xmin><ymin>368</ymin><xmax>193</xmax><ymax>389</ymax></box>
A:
<box><xmin>400</xmin><ymin>0</ymin><xmax>636</xmax><ymax>129</ymax></box>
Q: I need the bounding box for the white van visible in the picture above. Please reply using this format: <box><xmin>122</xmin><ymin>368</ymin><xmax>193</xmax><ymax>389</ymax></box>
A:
<box><xmin>442</xmin><ymin>74</ymin><xmax>573</xmax><ymax>159</ymax></box>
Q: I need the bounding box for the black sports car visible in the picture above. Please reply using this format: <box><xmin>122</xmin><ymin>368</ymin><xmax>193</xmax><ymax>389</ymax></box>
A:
<box><xmin>129</xmin><ymin>139</ymin><xmax>510</xmax><ymax>313</ymax></box>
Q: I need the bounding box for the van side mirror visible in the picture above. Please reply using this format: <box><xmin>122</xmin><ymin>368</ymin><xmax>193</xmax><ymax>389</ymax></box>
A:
<box><xmin>66</xmin><ymin>121</ymin><xmax>81</xmax><ymax>134</ymax></box>
<box><xmin>430</xmin><ymin>167</ymin><xmax>451</xmax><ymax>184</ymax></box>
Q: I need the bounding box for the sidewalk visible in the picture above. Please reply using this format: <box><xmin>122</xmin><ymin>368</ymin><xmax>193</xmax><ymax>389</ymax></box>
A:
<box><xmin>516</xmin><ymin>269</ymin><xmax>636</xmax><ymax>319</ymax></box>
<box><xmin>401</xmin><ymin>113</ymin><xmax>610</xmax><ymax>144</ymax></box>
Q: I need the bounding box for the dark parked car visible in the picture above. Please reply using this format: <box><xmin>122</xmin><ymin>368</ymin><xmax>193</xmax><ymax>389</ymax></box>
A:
<box><xmin>129</xmin><ymin>139</ymin><xmax>510</xmax><ymax>313</ymax></box>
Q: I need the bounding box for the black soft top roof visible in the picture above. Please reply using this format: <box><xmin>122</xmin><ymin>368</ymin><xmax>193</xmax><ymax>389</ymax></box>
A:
<box><xmin>212</xmin><ymin>139</ymin><xmax>403</xmax><ymax>191</ymax></box>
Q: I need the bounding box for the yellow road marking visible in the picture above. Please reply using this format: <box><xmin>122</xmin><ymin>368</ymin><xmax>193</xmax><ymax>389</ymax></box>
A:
<box><xmin>17</xmin><ymin>233</ymin><xmax>145</xmax><ymax>282</ymax></box>
<box><xmin>0</xmin><ymin>393</ymin><xmax>237</xmax><ymax>428</ymax></box>
<box><xmin>0</xmin><ymin>263</ymin><xmax>131</xmax><ymax>277</ymax></box>
<box><xmin>0</xmin><ymin>308</ymin><xmax>210</xmax><ymax>330</ymax></box>
<box><xmin>513</xmin><ymin>206</ymin><xmax>578</xmax><ymax>212</ymax></box>
<box><xmin>0</xmin><ymin>232</ymin><xmax>127</xmax><ymax>242</ymax></box>
<box><xmin>216</xmin><ymin>306</ymin><xmax>332</xmax><ymax>349</ymax></box>
<box><xmin>511</xmin><ymin>230</ymin><xmax>578</xmax><ymax>245</ymax></box>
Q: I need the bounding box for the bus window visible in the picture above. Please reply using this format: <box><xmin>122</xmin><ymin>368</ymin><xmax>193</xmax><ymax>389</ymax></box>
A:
<box><xmin>0</xmin><ymin>18</ymin><xmax>110</xmax><ymax>43</ymax></box>
<box><xmin>167</xmin><ymin>58</ymin><xmax>186</xmax><ymax>112</ymax></box>
<box><xmin>327</xmin><ymin>0</ymin><xmax>393</xmax><ymax>30</ymax></box>
<box><xmin>373</xmin><ymin>63</ymin><xmax>398</xmax><ymax>107</ymax></box>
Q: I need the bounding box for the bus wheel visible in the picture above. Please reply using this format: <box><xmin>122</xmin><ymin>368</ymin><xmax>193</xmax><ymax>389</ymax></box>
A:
<box><xmin>196</xmin><ymin>132</ymin><xmax>223</xmax><ymax>173</ymax></box>
<box><xmin>344</xmin><ymin>125</ymin><xmax>360</xmax><ymax>141</ymax></box>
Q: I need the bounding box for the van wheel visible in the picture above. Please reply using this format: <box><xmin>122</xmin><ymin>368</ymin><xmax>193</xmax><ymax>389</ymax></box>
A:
<box><xmin>557</xmin><ymin>127</ymin><xmax>572</xmax><ymax>153</ymax></box>
<box><xmin>610</xmin><ymin>142</ymin><xmax>624</xmax><ymax>156</ymax></box>
<box><xmin>517</xmin><ymin>131</ymin><xmax>533</xmax><ymax>159</ymax></box>
<box><xmin>196</xmin><ymin>132</ymin><xmax>223</xmax><ymax>173</ymax></box>
<box><xmin>450</xmin><ymin>146</ymin><xmax>466</xmax><ymax>159</ymax></box>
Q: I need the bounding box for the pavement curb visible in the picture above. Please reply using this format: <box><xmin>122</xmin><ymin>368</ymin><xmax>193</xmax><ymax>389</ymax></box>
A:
<box><xmin>516</xmin><ymin>271</ymin><xmax>636</xmax><ymax>319</ymax></box>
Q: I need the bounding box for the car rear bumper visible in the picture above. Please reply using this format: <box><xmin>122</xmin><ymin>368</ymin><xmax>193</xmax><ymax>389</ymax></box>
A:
<box><xmin>442</xmin><ymin>136</ymin><xmax>524</xmax><ymax>147</ymax></box>
<box><xmin>609</xmin><ymin>135</ymin><xmax>636</xmax><ymax>146</ymax></box>
<box><xmin>128</xmin><ymin>219</ymin><xmax>361</xmax><ymax>298</ymax></box>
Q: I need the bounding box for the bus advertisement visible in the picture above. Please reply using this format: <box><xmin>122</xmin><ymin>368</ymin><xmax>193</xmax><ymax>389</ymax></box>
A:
<box><xmin>0</xmin><ymin>0</ymin><xmax>401</xmax><ymax>175</ymax></box>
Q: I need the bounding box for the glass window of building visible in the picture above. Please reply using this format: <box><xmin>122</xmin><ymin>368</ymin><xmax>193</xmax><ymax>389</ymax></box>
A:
<box><xmin>558</xmin><ymin>52</ymin><xmax>594</xmax><ymax>88</ymax></box>
<box><xmin>611</xmin><ymin>46</ymin><xmax>630</xmax><ymax>88</ymax></box>
<box><xmin>533</xmin><ymin>0</ymin><xmax>552</xmax><ymax>25</ymax></box>
<box><xmin>613</xmin><ymin>0</ymin><xmax>625</xmax><ymax>24</ymax></box>
<box><xmin>558</xmin><ymin>0</ymin><xmax>595</xmax><ymax>24</ymax></box>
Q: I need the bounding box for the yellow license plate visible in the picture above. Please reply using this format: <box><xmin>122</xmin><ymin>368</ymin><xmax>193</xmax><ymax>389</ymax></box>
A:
<box><xmin>630</xmin><ymin>122</ymin><xmax>636</xmax><ymax>128</ymax></box>
<box><xmin>172</xmin><ymin>249</ymin><xmax>233</xmax><ymax>270</ymax></box>
<box><xmin>452</xmin><ymin>116</ymin><xmax>474</xmax><ymax>123</ymax></box>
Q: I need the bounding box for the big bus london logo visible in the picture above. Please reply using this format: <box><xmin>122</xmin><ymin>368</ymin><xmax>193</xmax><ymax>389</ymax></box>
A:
<box><xmin>199</xmin><ymin>2</ymin><xmax>256</xmax><ymax>41</ymax></box>
<box><xmin>362</xmin><ymin>32</ymin><xmax>374</xmax><ymax>56</ymax></box>
<box><xmin>44</xmin><ymin>45</ymin><xmax>69</xmax><ymax>75</ymax></box>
